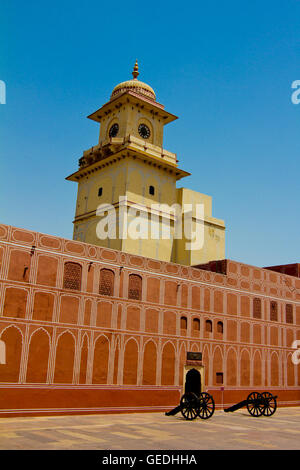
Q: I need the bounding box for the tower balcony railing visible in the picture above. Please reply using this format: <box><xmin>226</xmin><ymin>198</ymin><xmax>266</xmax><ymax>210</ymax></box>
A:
<box><xmin>78</xmin><ymin>135</ymin><xmax>178</xmax><ymax>169</ymax></box>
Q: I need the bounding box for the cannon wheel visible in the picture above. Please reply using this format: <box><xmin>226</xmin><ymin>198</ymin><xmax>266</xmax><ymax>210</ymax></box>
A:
<box><xmin>180</xmin><ymin>392</ymin><xmax>199</xmax><ymax>420</ymax></box>
<box><xmin>246</xmin><ymin>392</ymin><xmax>264</xmax><ymax>417</ymax></box>
<box><xmin>261</xmin><ymin>392</ymin><xmax>277</xmax><ymax>416</ymax></box>
<box><xmin>197</xmin><ymin>392</ymin><xmax>215</xmax><ymax>420</ymax></box>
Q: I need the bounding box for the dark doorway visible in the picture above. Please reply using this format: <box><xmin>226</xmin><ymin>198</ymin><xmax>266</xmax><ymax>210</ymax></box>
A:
<box><xmin>185</xmin><ymin>368</ymin><xmax>201</xmax><ymax>397</ymax></box>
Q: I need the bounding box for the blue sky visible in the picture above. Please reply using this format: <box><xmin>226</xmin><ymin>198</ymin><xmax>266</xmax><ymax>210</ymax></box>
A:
<box><xmin>1</xmin><ymin>0</ymin><xmax>299</xmax><ymax>267</ymax></box>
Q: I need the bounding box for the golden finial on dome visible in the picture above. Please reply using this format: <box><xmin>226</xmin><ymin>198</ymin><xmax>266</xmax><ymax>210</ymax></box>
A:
<box><xmin>110</xmin><ymin>61</ymin><xmax>156</xmax><ymax>101</ymax></box>
<box><xmin>132</xmin><ymin>59</ymin><xmax>139</xmax><ymax>80</ymax></box>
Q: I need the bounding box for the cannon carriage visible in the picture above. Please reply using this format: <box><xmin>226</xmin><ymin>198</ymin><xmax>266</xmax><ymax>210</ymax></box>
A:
<box><xmin>224</xmin><ymin>391</ymin><xmax>277</xmax><ymax>417</ymax></box>
<box><xmin>166</xmin><ymin>390</ymin><xmax>277</xmax><ymax>421</ymax></box>
<box><xmin>166</xmin><ymin>391</ymin><xmax>215</xmax><ymax>420</ymax></box>
<box><xmin>180</xmin><ymin>392</ymin><xmax>215</xmax><ymax>420</ymax></box>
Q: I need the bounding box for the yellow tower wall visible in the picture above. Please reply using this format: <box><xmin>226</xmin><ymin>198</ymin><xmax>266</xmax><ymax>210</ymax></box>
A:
<box><xmin>174</xmin><ymin>188</ymin><xmax>225</xmax><ymax>266</ymax></box>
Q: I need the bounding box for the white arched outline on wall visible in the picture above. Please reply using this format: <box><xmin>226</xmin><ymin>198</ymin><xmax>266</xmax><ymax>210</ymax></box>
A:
<box><xmin>270</xmin><ymin>350</ymin><xmax>280</xmax><ymax>387</ymax></box>
<box><xmin>161</xmin><ymin>339</ymin><xmax>176</xmax><ymax>355</ymax></box>
<box><xmin>55</xmin><ymin>329</ymin><xmax>77</xmax><ymax>344</ymax></box>
<box><xmin>112</xmin><ymin>335</ymin><xmax>121</xmax><ymax>359</ymax></box>
<box><xmin>178</xmin><ymin>341</ymin><xmax>187</xmax><ymax>367</ymax></box>
<box><xmin>26</xmin><ymin>327</ymin><xmax>52</xmax><ymax>384</ymax></box>
<box><xmin>122</xmin><ymin>336</ymin><xmax>140</xmax><ymax>385</ymax></box>
<box><xmin>240</xmin><ymin>347</ymin><xmax>251</xmax><ymax>387</ymax></box>
<box><xmin>161</xmin><ymin>340</ymin><xmax>176</xmax><ymax>386</ymax></box>
<box><xmin>225</xmin><ymin>346</ymin><xmax>238</xmax><ymax>387</ymax></box>
<box><xmin>212</xmin><ymin>345</ymin><xmax>224</xmax><ymax>372</ymax></box>
<box><xmin>141</xmin><ymin>338</ymin><xmax>158</xmax><ymax>385</ymax></box>
<box><xmin>0</xmin><ymin>324</ymin><xmax>24</xmax><ymax>346</ymax></box>
<box><xmin>54</xmin><ymin>329</ymin><xmax>77</xmax><ymax>383</ymax></box>
<box><xmin>178</xmin><ymin>340</ymin><xmax>187</xmax><ymax>355</ymax></box>
<box><xmin>0</xmin><ymin>325</ymin><xmax>24</xmax><ymax>383</ymax></box>
<box><xmin>93</xmin><ymin>333</ymin><xmax>111</xmax><ymax>356</ymax></box>
<box><xmin>190</xmin><ymin>342</ymin><xmax>200</xmax><ymax>352</ymax></box>
<box><xmin>0</xmin><ymin>340</ymin><xmax>5</xmax><ymax>364</ymax></box>
<box><xmin>28</xmin><ymin>326</ymin><xmax>51</xmax><ymax>345</ymax></box>
<box><xmin>286</xmin><ymin>352</ymin><xmax>295</xmax><ymax>387</ymax></box>
<box><xmin>252</xmin><ymin>349</ymin><xmax>263</xmax><ymax>387</ymax></box>
<box><xmin>81</xmin><ymin>332</ymin><xmax>90</xmax><ymax>349</ymax></box>
<box><xmin>224</xmin><ymin>345</ymin><xmax>237</xmax><ymax>363</ymax></box>
<box><xmin>142</xmin><ymin>337</ymin><xmax>158</xmax><ymax>355</ymax></box>
<box><xmin>123</xmin><ymin>336</ymin><xmax>140</xmax><ymax>354</ymax></box>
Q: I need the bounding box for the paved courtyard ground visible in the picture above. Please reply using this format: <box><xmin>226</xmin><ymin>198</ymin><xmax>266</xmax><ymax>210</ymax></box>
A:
<box><xmin>0</xmin><ymin>407</ymin><xmax>299</xmax><ymax>450</ymax></box>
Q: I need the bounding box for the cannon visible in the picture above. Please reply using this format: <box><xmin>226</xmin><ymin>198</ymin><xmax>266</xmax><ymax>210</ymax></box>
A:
<box><xmin>165</xmin><ymin>392</ymin><xmax>215</xmax><ymax>420</ymax></box>
<box><xmin>224</xmin><ymin>391</ymin><xmax>277</xmax><ymax>417</ymax></box>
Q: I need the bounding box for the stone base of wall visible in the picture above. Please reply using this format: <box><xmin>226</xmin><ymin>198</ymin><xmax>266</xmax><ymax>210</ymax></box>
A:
<box><xmin>0</xmin><ymin>385</ymin><xmax>181</xmax><ymax>417</ymax></box>
<box><xmin>0</xmin><ymin>385</ymin><xmax>299</xmax><ymax>418</ymax></box>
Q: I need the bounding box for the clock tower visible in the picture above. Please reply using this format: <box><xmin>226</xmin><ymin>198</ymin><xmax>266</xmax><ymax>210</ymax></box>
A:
<box><xmin>66</xmin><ymin>62</ymin><xmax>225</xmax><ymax>264</ymax></box>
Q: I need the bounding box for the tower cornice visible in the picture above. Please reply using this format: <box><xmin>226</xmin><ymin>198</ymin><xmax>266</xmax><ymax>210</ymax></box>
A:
<box><xmin>87</xmin><ymin>91</ymin><xmax>178</xmax><ymax>125</ymax></box>
<box><xmin>66</xmin><ymin>145</ymin><xmax>190</xmax><ymax>183</ymax></box>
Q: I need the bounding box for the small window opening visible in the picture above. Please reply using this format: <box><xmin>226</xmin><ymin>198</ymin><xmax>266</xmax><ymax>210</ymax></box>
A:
<box><xmin>216</xmin><ymin>372</ymin><xmax>223</xmax><ymax>384</ymax></box>
<box><xmin>180</xmin><ymin>316</ymin><xmax>187</xmax><ymax>329</ymax></box>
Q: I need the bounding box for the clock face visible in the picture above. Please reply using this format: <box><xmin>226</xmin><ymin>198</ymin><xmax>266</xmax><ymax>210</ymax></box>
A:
<box><xmin>138</xmin><ymin>123</ymin><xmax>150</xmax><ymax>139</ymax></box>
<box><xmin>109</xmin><ymin>123</ymin><xmax>119</xmax><ymax>138</ymax></box>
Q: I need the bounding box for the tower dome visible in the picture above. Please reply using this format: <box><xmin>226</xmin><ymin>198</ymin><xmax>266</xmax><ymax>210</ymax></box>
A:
<box><xmin>110</xmin><ymin>61</ymin><xmax>156</xmax><ymax>101</ymax></box>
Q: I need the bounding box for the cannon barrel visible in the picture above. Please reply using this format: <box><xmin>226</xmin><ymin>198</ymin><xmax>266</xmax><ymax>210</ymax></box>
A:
<box><xmin>165</xmin><ymin>405</ymin><xmax>181</xmax><ymax>416</ymax></box>
<box><xmin>224</xmin><ymin>400</ymin><xmax>248</xmax><ymax>412</ymax></box>
<box><xmin>224</xmin><ymin>392</ymin><xmax>278</xmax><ymax>417</ymax></box>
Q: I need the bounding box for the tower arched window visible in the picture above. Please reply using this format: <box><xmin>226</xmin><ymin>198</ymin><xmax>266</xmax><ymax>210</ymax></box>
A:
<box><xmin>63</xmin><ymin>262</ymin><xmax>82</xmax><ymax>291</ymax></box>
<box><xmin>193</xmin><ymin>318</ymin><xmax>200</xmax><ymax>332</ymax></box>
<box><xmin>217</xmin><ymin>321</ymin><xmax>223</xmax><ymax>334</ymax></box>
<box><xmin>205</xmin><ymin>320</ymin><xmax>212</xmax><ymax>333</ymax></box>
<box><xmin>128</xmin><ymin>274</ymin><xmax>142</xmax><ymax>300</ymax></box>
<box><xmin>253</xmin><ymin>298</ymin><xmax>261</xmax><ymax>319</ymax></box>
<box><xmin>180</xmin><ymin>316</ymin><xmax>187</xmax><ymax>330</ymax></box>
<box><xmin>99</xmin><ymin>269</ymin><xmax>115</xmax><ymax>296</ymax></box>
